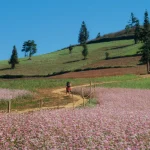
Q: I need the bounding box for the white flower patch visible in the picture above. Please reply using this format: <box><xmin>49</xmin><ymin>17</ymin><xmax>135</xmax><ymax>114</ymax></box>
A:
<box><xmin>0</xmin><ymin>88</ymin><xmax>31</xmax><ymax>101</ymax></box>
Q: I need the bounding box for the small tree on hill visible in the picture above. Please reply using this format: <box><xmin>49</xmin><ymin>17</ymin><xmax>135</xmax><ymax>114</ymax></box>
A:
<box><xmin>78</xmin><ymin>21</ymin><xmax>89</xmax><ymax>44</ymax></box>
<box><xmin>8</xmin><ymin>45</ymin><xmax>19</xmax><ymax>69</ymax></box>
<box><xmin>96</xmin><ymin>32</ymin><xmax>101</xmax><ymax>39</ymax></box>
<box><xmin>82</xmin><ymin>44</ymin><xmax>88</xmax><ymax>60</ymax></box>
<box><xmin>22</xmin><ymin>40</ymin><xmax>37</xmax><ymax>60</ymax></box>
<box><xmin>69</xmin><ymin>45</ymin><xmax>73</xmax><ymax>54</ymax></box>
<box><xmin>105</xmin><ymin>52</ymin><xmax>109</xmax><ymax>60</ymax></box>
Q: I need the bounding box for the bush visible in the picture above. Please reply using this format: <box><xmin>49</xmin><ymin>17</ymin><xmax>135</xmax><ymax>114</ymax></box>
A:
<box><xmin>105</xmin><ymin>52</ymin><xmax>109</xmax><ymax>60</ymax></box>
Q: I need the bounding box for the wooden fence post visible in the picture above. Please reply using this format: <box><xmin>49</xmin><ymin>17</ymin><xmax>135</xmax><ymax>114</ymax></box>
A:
<box><xmin>8</xmin><ymin>100</ymin><xmax>11</xmax><ymax>113</ymax></box>
<box><xmin>94</xmin><ymin>84</ymin><xmax>96</xmax><ymax>98</ymax></box>
<box><xmin>72</xmin><ymin>93</ymin><xmax>74</xmax><ymax>109</ymax></box>
<box><xmin>82</xmin><ymin>88</ymin><xmax>85</xmax><ymax>107</ymax></box>
<box><xmin>89</xmin><ymin>81</ymin><xmax>92</xmax><ymax>103</ymax></box>
<box><xmin>39</xmin><ymin>99</ymin><xmax>41</xmax><ymax>108</ymax></box>
<box><xmin>39</xmin><ymin>99</ymin><xmax>43</xmax><ymax>108</ymax></box>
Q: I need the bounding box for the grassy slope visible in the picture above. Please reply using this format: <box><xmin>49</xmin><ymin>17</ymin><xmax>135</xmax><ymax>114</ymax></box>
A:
<box><xmin>0</xmin><ymin>39</ymin><xmax>142</xmax><ymax>75</ymax></box>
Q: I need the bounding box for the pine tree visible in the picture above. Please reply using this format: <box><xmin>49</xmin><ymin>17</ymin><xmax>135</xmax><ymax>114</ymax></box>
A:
<box><xmin>78</xmin><ymin>21</ymin><xmax>89</xmax><ymax>44</ymax></box>
<box><xmin>144</xmin><ymin>10</ymin><xmax>149</xmax><ymax>32</ymax></box>
<box><xmin>125</xmin><ymin>13</ymin><xmax>137</xmax><ymax>35</ymax></box>
<box><xmin>125</xmin><ymin>25</ymin><xmax>130</xmax><ymax>35</ymax></box>
<box><xmin>82</xmin><ymin>44</ymin><xmax>88</xmax><ymax>59</ymax></box>
<box><xmin>138</xmin><ymin>10</ymin><xmax>150</xmax><ymax>73</ymax></box>
<box><xmin>141</xmin><ymin>10</ymin><xmax>150</xmax><ymax>43</ymax></box>
<box><xmin>128</xmin><ymin>12</ymin><xmax>137</xmax><ymax>28</ymax></box>
<box><xmin>139</xmin><ymin>37</ymin><xmax>150</xmax><ymax>73</ymax></box>
<box><xmin>8</xmin><ymin>45</ymin><xmax>19</xmax><ymax>69</ymax></box>
<box><xmin>134</xmin><ymin>19</ymin><xmax>141</xmax><ymax>44</ymax></box>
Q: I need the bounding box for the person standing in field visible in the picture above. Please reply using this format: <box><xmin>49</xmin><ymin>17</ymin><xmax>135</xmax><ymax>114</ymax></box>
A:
<box><xmin>66</xmin><ymin>81</ymin><xmax>71</xmax><ymax>95</ymax></box>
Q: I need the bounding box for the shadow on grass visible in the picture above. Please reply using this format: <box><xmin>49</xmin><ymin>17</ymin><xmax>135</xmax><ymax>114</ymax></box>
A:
<box><xmin>63</xmin><ymin>59</ymin><xmax>81</xmax><ymax>64</ymax></box>
<box><xmin>0</xmin><ymin>67</ymin><xmax>11</xmax><ymax>71</ymax></box>
<box><xmin>107</xmin><ymin>54</ymin><xmax>141</xmax><ymax>60</ymax></box>
<box><xmin>107</xmin><ymin>44</ymin><xmax>134</xmax><ymax>51</ymax></box>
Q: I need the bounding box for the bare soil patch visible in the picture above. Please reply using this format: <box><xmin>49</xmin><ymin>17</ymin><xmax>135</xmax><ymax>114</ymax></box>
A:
<box><xmin>50</xmin><ymin>65</ymin><xmax>146</xmax><ymax>79</ymax></box>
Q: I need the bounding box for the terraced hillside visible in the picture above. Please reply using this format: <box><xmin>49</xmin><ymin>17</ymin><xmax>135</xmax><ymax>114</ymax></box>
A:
<box><xmin>0</xmin><ymin>39</ymin><xmax>144</xmax><ymax>77</ymax></box>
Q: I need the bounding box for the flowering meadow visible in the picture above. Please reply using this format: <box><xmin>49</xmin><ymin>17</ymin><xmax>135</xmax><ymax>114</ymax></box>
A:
<box><xmin>0</xmin><ymin>88</ymin><xmax>150</xmax><ymax>149</ymax></box>
<box><xmin>0</xmin><ymin>88</ymin><xmax>31</xmax><ymax>101</ymax></box>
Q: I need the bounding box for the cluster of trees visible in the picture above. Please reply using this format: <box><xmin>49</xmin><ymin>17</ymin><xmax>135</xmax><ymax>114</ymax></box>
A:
<box><xmin>76</xmin><ymin>11</ymin><xmax>150</xmax><ymax>72</ymax></box>
<box><xmin>126</xmin><ymin>10</ymin><xmax>150</xmax><ymax>73</ymax></box>
<box><xmin>22</xmin><ymin>40</ymin><xmax>37</xmax><ymax>60</ymax></box>
<box><xmin>9</xmin><ymin>40</ymin><xmax>37</xmax><ymax>69</ymax></box>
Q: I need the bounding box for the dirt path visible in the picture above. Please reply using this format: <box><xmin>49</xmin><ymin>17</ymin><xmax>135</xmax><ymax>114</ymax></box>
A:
<box><xmin>14</xmin><ymin>76</ymin><xmax>145</xmax><ymax>114</ymax></box>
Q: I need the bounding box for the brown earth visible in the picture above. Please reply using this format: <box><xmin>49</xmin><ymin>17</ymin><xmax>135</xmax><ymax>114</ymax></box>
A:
<box><xmin>50</xmin><ymin>65</ymin><xmax>146</xmax><ymax>79</ymax></box>
<box><xmin>15</xmin><ymin>85</ymin><xmax>89</xmax><ymax>113</ymax></box>
<box><xmin>83</xmin><ymin>56</ymin><xmax>141</xmax><ymax>68</ymax></box>
<box><xmin>50</xmin><ymin>56</ymin><xmax>147</xmax><ymax>79</ymax></box>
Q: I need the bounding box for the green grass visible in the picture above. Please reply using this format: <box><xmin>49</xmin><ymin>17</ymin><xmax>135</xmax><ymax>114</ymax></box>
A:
<box><xmin>0</xmin><ymin>96</ymin><xmax>54</xmax><ymax>111</ymax></box>
<box><xmin>0</xmin><ymin>74</ymin><xmax>140</xmax><ymax>91</ymax></box>
<box><xmin>85</xmin><ymin>99</ymin><xmax>97</xmax><ymax>107</ymax></box>
<box><xmin>0</xmin><ymin>39</ymin><xmax>141</xmax><ymax>75</ymax></box>
<box><xmin>96</xmin><ymin>77</ymin><xmax>150</xmax><ymax>89</ymax></box>
<box><xmin>0</xmin><ymin>95</ymin><xmax>36</xmax><ymax>111</ymax></box>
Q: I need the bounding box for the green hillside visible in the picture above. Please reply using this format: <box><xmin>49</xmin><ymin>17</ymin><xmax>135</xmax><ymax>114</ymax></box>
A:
<box><xmin>0</xmin><ymin>39</ymin><xmax>142</xmax><ymax>75</ymax></box>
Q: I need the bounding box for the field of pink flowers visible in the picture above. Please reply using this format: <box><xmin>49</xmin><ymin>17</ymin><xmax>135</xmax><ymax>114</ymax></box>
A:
<box><xmin>0</xmin><ymin>88</ymin><xmax>150</xmax><ymax>149</ymax></box>
<box><xmin>0</xmin><ymin>88</ymin><xmax>31</xmax><ymax>101</ymax></box>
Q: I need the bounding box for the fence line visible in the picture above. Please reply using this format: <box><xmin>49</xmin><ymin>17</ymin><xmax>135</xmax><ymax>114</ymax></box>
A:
<box><xmin>80</xmin><ymin>82</ymin><xmax>97</xmax><ymax>107</ymax></box>
<box><xmin>1</xmin><ymin>82</ymin><xmax>97</xmax><ymax>113</ymax></box>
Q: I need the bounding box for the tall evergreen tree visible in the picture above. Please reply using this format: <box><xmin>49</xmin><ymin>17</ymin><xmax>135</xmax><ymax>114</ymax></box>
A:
<box><xmin>82</xmin><ymin>44</ymin><xmax>88</xmax><ymax>59</ymax></box>
<box><xmin>138</xmin><ymin>10</ymin><xmax>150</xmax><ymax>73</ymax></box>
<box><xmin>128</xmin><ymin>12</ymin><xmax>137</xmax><ymax>28</ymax></box>
<box><xmin>139</xmin><ymin>36</ymin><xmax>150</xmax><ymax>73</ymax></box>
<box><xmin>141</xmin><ymin>10</ymin><xmax>150</xmax><ymax>43</ymax></box>
<box><xmin>125</xmin><ymin>12</ymin><xmax>137</xmax><ymax>35</ymax></box>
<box><xmin>134</xmin><ymin>19</ymin><xmax>141</xmax><ymax>44</ymax></box>
<box><xmin>78</xmin><ymin>21</ymin><xmax>89</xmax><ymax>44</ymax></box>
<box><xmin>144</xmin><ymin>10</ymin><xmax>149</xmax><ymax>31</ymax></box>
<box><xmin>125</xmin><ymin>25</ymin><xmax>130</xmax><ymax>35</ymax></box>
<box><xmin>8</xmin><ymin>45</ymin><xmax>19</xmax><ymax>69</ymax></box>
<box><xmin>22</xmin><ymin>40</ymin><xmax>37</xmax><ymax>60</ymax></box>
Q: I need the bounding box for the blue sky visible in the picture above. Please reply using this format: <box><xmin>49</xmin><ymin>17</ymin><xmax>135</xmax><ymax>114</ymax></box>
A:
<box><xmin>0</xmin><ymin>0</ymin><xmax>150</xmax><ymax>60</ymax></box>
